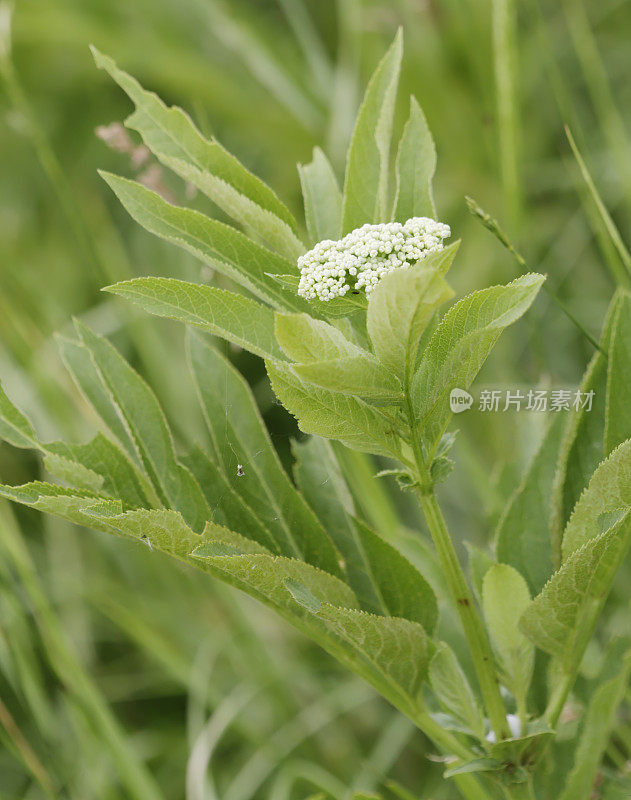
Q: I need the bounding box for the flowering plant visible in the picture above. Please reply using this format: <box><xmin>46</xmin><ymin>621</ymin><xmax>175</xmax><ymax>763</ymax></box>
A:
<box><xmin>1</xmin><ymin>31</ymin><xmax>631</xmax><ymax>800</ymax></box>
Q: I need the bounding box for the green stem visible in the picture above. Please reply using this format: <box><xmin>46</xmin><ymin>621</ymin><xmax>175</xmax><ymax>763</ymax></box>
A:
<box><xmin>416</xmin><ymin>490</ymin><xmax>509</xmax><ymax>742</ymax></box>
<box><xmin>402</xmin><ymin>391</ymin><xmax>508</xmax><ymax>742</ymax></box>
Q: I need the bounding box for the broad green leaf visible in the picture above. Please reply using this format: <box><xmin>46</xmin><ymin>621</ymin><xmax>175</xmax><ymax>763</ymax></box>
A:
<box><xmin>0</xmin><ymin>384</ymin><xmax>36</xmax><ymax>448</ymax></box>
<box><xmin>0</xmin><ymin>385</ymin><xmax>154</xmax><ymax>509</ymax></box>
<box><xmin>41</xmin><ymin>497</ymin><xmax>435</xmax><ymax>717</ymax></box>
<box><xmin>45</xmin><ymin>435</ymin><xmax>153</xmax><ymax>509</ymax></box>
<box><xmin>266</xmin><ymin>360</ymin><xmax>402</xmax><ymax>459</ymax></box>
<box><xmin>314</xmin><ymin>605</ymin><xmax>433</xmax><ymax>708</ymax></box>
<box><xmin>183</xmin><ymin>447</ymin><xmax>279</xmax><ymax>554</ymax></box>
<box><xmin>551</xmin><ymin>291</ymin><xmax>622</xmax><ymax>557</ymax></box>
<box><xmin>496</xmin><ymin>413</ymin><xmax>567</xmax><ymax>594</ymax></box>
<box><xmin>193</xmin><ymin>546</ymin><xmax>437</xmax><ymax>716</ymax></box>
<box><xmin>187</xmin><ymin>332</ymin><xmax>342</xmax><ymax>576</ymax></box>
<box><xmin>192</xmin><ymin>551</ymin><xmax>356</xmax><ymax>613</ymax></box>
<box><xmin>100</xmin><ymin>173</ymin><xmax>307</xmax><ymax>313</ymax></box>
<box><xmin>194</xmin><ymin>523</ymin><xmax>273</xmax><ymax>557</ymax></box>
<box><xmin>429</xmin><ymin>642</ymin><xmax>484</xmax><ymax>738</ymax></box>
<box><xmin>562</xmin><ymin>438</ymin><xmax>631</xmax><ymax>559</ymax></box>
<box><xmin>443</xmin><ymin>759</ymin><xmax>502</xmax><ymax>778</ymax></box>
<box><xmin>367</xmin><ymin>264</ymin><xmax>454</xmax><ymax>383</ymax></box>
<box><xmin>288</xmin><ymin>580</ymin><xmax>433</xmax><ymax>710</ymax></box>
<box><xmin>393</xmin><ymin>96</ymin><xmax>437</xmax><ymax>221</ymax></box>
<box><xmin>519</xmin><ymin>517</ymin><xmax>631</xmax><ymax>663</ymax></box>
<box><xmin>0</xmin><ymin>482</ymin><xmax>115</xmax><ymax>534</ymax></box>
<box><xmin>293</xmin><ymin>355</ymin><xmax>403</xmax><ymax>403</ymax></box>
<box><xmin>559</xmin><ymin>649</ymin><xmax>631</xmax><ymax>800</ymax></box>
<box><xmin>270</xmin><ymin>274</ymin><xmax>369</xmax><ymax>318</ymax></box>
<box><xmin>293</xmin><ymin>441</ymin><xmax>437</xmax><ymax>629</ymax></box>
<box><xmin>482</xmin><ymin>564</ymin><xmax>534</xmax><ymax>701</ymax></box>
<box><xmin>350</xmin><ymin>518</ymin><xmax>437</xmax><ymax>632</ymax></box>
<box><xmin>412</xmin><ymin>274</ymin><xmax>544</xmax><ymax>453</ymax></box>
<box><xmin>298</xmin><ymin>146</ymin><xmax>342</xmax><ymax>243</ymax></box>
<box><xmin>92</xmin><ymin>48</ymin><xmax>304</xmax><ymax>261</ymax></box>
<box><xmin>42</xmin><ymin>450</ymin><xmax>104</xmax><ymax>494</ymax></box>
<box><xmin>104</xmin><ymin>277</ymin><xmax>285</xmax><ymax>361</ymax></box>
<box><xmin>74</xmin><ymin>322</ymin><xmax>210</xmax><ymax>532</ymax></box>
<box><xmin>275</xmin><ymin>312</ymin><xmax>361</xmax><ymax>362</ymax></box>
<box><xmin>57</xmin><ymin>335</ymin><xmax>140</xmax><ymax>462</ymax></box>
<box><xmin>342</xmin><ymin>30</ymin><xmax>403</xmax><ymax>233</ymax></box>
<box><xmin>83</xmin><ymin>506</ymin><xmax>200</xmax><ymax>559</ymax></box>
<box><xmin>292</xmin><ymin>436</ymin><xmax>381</xmax><ymax>610</ymax></box>
<box><xmin>605</xmin><ymin>293</ymin><xmax>631</xmax><ymax>455</ymax></box>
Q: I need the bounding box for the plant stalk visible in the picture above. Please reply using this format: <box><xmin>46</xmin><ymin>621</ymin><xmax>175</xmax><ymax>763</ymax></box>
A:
<box><xmin>403</xmin><ymin>389</ymin><xmax>508</xmax><ymax>742</ymax></box>
<box><xmin>416</xmin><ymin>490</ymin><xmax>509</xmax><ymax>742</ymax></box>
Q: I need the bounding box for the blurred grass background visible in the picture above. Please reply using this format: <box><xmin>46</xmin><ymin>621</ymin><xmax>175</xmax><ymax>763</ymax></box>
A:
<box><xmin>0</xmin><ymin>0</ymin><xmax>630</xmax><ymax>797</ymax></box>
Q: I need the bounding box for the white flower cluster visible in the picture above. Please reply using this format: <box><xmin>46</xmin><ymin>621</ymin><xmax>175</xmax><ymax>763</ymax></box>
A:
<box><xmin>297</xmin><ymin>217</ymin><xmax>451</xmax><ymax>302</ymax></box>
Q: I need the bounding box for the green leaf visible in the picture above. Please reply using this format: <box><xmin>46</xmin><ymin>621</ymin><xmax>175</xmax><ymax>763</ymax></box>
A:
<box><xmin>562</xmin><ymin>438</ymin><xmax>631</xmax><ymax>559</ymax></box>
<box><xmin>298</xmin><ymin>146</ymin><xmax>342</xmax><ymax>243</ymax></box>
<box><xmin>496</xmin><ymin>413</ymin><xmax>567</xmax><ymax>594</ymax></box>
<box><xmin>367</xmin><ymin>263</ymin><xmax>454</xmax><ymax>383</ymax></box>
<box><xmin>73</xmin><ymin>322</ymin><xmax>210</xmax><ymax>532</ymax></box>
<box><xmin>293</xmin><ymin>355</ymin><xmax>403</xmax><ymax>403</ymax></box>
<box><xmin>45</xmin><ymin>435</ymin><xmax>153</xmax><ymax>509</ymax></box>
<box><xmin>183</xmin><ymin>446</ymin><xmax>279</xmax><ymax>554</ymax></box>
<box><xmin>412</xmin><ymin>274</ymin><xmax>544</xmax><ymax>452</ymax></box>
<box><xmin>100</xmin><ymin>172</ymin><xmax>307</xmax><ymax>313</ymax></box>
<box><xmin>551</xmin><ymin>291</ymin><xmax>622</xmax><ymax>557</ymax></box>
<box><xmin>83</xmin><ymin>506</ymin><xmax>200</xmax><ymax>559</ymax></box>
<box><xmin>266</xmin><ymin>360</ymin><xmax>402</xmax><ymax>459</ymax></box>
<box><xmin>187</xmin><ymin>332</ymin><xmax>342</xmax><ymax>576</ymax></box>
<box><xmin>92</xmin><ymin>48</ymin><xmax>304</xmax><ymax>261</ymax></box>
<box><xmin>0</xmin><ymin>385</ymin><xmax>154</xmax><ymax>509</ymax></box>
<box><xmin>313</xmin><ymin>605</ymin><xmax>433</xmax><ymax>709</ymax></box>
<box><xmin>350</xmin><ymin>518</ymin><xmax>438</xmax><ymax>632</ymax></box>
<box><xmin>443</xmin><ymin>758</ymin><xmax>501</xmax><ymax>778</ymax></box>
<box><xmin>192</xmin><ymin>546</ymin><xmax>433</xmax><ymax>712</ymax></box>
<box><xmin>291</xmin><ymin>436</ymin><xmax>437</xmax><ymax>632</ymax></box>
<box><xmin>393</xmin><ymin>96</ymin><xmax>437</xmax><ymax>221</ymax></box>
<box><xmin>0</xmin><ymin>482</ymin><xmax>115</xmax><ymax>534</ymax></box>
<box><xmin>519</xmin><ymin>517</ymin><xmax>631</xmax><ymax>663</ymax></box>
<box><xmin>0</xmin><ymin>384</ymin><xmax>37</xmax><ymax>448</ymax></box>
<box><xmin>292</xmin><ymin>436</ymin><xmax>382</xmax><ymax>611</ymax></box>
<box><xmin>342</xmin><ymin>30</ymin><xmax>403</xmax><ymax>233</ymax></box>
<box><xmin>429</xmin><ymin>642</ymin><xmax>484</xmax><ymax>738</ymax></box>
<box><xmin>605</xmin><ymin>293</ymin><xmax>631</xmax><ymax>455</ymax></box>
<box><xmin>57</xmin><ymin>335</ymin><xmax>140</xmax><ymax>461</ymax></box>
<box><xmin>482</xmin><ymin>564</ymin><xmax>534</xmax><ymax>701</ymax></box>
<box><xmin>559</xmin><ymin>649</ymin><xmax>631</xmax><ymax>800</ymax></box>
<box><xmin>270</xmin><ymin>274</ymin><xmax>369</xmax><ymax>318</ymax></box>
<box><xmin>274</xmin><ymin>312</ymin><xmax>361</xmax><ymax>362</ymax></box>
<box><xmin>104</xmin><ymin>277</ymin><xmax>286</xmax><ymax>361</ymax></box>
<box><xmin>488</xmin><ymin>722</ymin><xmax>553</xmax><ymax>765</ymax></box>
